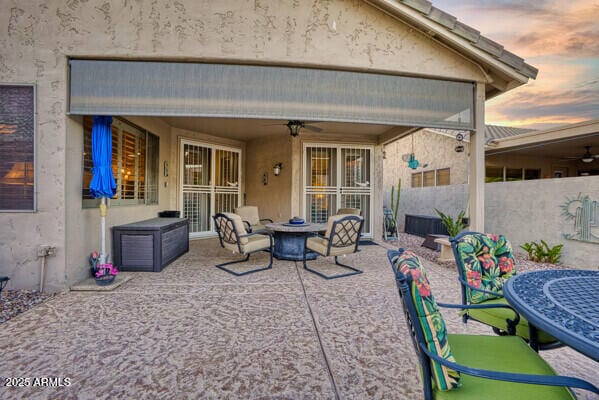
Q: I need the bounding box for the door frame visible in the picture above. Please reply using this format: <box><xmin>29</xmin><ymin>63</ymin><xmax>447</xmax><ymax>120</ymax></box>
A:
<box><xmin>302</xmin><ymin>142</ymin><xmax>374</xmax><ymax>237</ymax></box>
<box><xmin>179</xmin><ymin>138</ymin><xmax>242</xmax><ymax>238</ymax></box>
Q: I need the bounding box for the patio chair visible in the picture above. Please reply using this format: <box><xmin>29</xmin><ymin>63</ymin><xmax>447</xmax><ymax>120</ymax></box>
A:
<box><xmin>234</xmin><ymin>206</ymin><xmax>273</xmax><ymax>233</ymax></box>
<box><xmin>336</xmin><ymin>207</ymin><xmax>361</xmax><ymax>216</ymax></box>
<box><xmin>450</xmin><ymin>231</ymin><xmax>560</xmax><ymax>351</ymax></box>
<box><xmin>212</xmin><ymin>213</ymin><xmax>273</xmax><ymax>276</ymax></box>
<box><xmin>303</xmin><ymin>214</ymin><xmax>363</xmax><ymax>279</ymax></box>
<box><xmin>387</xmin><ymin>249</ymin><xmax>599</xmax><ymax>400</ymax></box>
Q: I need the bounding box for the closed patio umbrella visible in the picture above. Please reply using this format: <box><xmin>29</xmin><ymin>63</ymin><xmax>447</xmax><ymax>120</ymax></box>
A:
<box><xmin>89</xmin><ymin>116</ymin><xmax>116</xmax><ymax>264</ymax></box>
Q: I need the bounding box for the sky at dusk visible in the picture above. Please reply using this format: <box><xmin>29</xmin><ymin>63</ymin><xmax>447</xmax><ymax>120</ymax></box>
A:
<box><xmin>433</xmin><ymin>0</ymin><xmax>599</xmax><ymax>129</ymax></box>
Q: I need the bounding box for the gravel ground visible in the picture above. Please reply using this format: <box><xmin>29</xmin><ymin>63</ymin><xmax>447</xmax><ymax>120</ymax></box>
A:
<box><xmin>0</xmin><ymin>233</ymin><xmax>573</xmax><ymax>325</ymax></box>
<box><xmin>0</xmin><ymin>289</ymin><xmax>56</xmax><ymax>324</ymax></box>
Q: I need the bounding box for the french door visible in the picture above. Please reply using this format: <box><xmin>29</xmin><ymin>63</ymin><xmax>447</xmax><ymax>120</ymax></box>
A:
<box><xmin>180</xmin><ymin>139</ymin><xmax>241</xmax><ymax>238</ymax></box>
<box><xmin>303</xmin><ymin>144</ymin><xmax>373</xmax><ymax>236</ymax></box>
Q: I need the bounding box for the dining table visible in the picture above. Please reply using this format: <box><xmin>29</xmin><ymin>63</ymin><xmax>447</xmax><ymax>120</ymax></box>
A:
<box><xmin>503</xmin><ymin>269</ymin><xmax>599</xmax><ymax>361</ymax></box>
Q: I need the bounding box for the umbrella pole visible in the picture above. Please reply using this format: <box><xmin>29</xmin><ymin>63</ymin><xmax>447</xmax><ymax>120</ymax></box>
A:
<box><xmin>100</xmin><ymin>196</ymin><xmax>107</xmax><ymax>264</ymax></box>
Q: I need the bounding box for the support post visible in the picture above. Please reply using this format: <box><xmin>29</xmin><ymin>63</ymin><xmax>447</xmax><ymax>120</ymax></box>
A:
<box><xmin>469</xmin><ymin>82</ymin><xmax>485</xmax><ymax>232</ymax></box>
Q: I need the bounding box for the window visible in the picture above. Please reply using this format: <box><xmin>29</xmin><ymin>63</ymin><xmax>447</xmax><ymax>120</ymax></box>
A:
<box><xmin>423</xmin><ymin>170</ymin><xmax>435</xmax><ymax>187</ymax></box>
<box><xmin>83</xmin><ymin>117</ymin><xmax>159</xmax><ymax>207</ymax></box>
<box><xmin>0</xmin><ymin>85</ymin><xmax>35</xmax><ymax>211</ymax></box>
<box><xmin>486</xmin><ymin>167</ymin><xmax>503</xmax><ymax>183</ymax></box>
<box><xmin>506</xmin><ymin>168</ymin><xmax>523</xmax><ymax>181</ymax></box>
<box><xmin>411</xmin><ymin>172</ymin><xmax>422</xmax><ymax>188</ymax></box>
<box><xmin>436</xmin><ymin>168</ymin><xmax>450</xmax><ymax>186</ymax></box>
<box><xmin>524</xmin><ymin>169</ymin><xmax>540</xmax><ymax>180</ymax></box>
<box><xmin>412</xmin><ymin>168</ymin><xmax>450</xmax><ymax>188</ymax></box>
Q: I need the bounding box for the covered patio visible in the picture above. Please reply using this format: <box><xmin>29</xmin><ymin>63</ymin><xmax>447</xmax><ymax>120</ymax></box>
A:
<box><xmin>1</xmin><ymin>239</ymin><xmax>596</xmax><ymax>399</ymax></box>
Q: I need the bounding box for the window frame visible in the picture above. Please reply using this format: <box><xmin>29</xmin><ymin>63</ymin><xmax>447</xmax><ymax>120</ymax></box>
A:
<box><xmin>0</xmin><ymin>83</ymin><xmax>36</xmax><ymax>213</ymax></box>
<box><xmin>83</xmin><ymin>117</ymin><xmax>159</xmax><ymax>208</ymax></box>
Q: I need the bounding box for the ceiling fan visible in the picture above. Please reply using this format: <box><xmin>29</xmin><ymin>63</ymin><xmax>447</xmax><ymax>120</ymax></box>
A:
<box><xmin>560</xmin><ymin>146</ymin><xmax>599</xmax><ymax>163</ymax></box>
<box><xmin>266</xmin><ymin>120</ymin><xmax>323</xmax><ymax>136</ymax></box>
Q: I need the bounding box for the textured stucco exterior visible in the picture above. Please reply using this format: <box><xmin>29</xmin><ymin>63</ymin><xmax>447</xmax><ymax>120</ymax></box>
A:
<box><xmin>0</xmin><ymin>0</ymin><xmax>494</xmax><ymax>291</ymax></box>
<box><xmin>397</xmin><ymin>177</ymin><xmax>599</xmax><ymax>268</ymax></box>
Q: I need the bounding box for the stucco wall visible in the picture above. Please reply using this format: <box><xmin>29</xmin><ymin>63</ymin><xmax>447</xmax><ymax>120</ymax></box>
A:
<box><xmin>383</xmin><ymin>129</ymin><xmax>469</xmax><ymax>211</ymax></box>
<box><xmin>245</xmin><ymin>135</ymin><xmax>293</xmax><ymax>221</ymax></box>
<box><xmin>0</xmin><ymin>0</ymin><xmax>489</xmax><ymax>291</ymax></box>
<box><xmin>398</xmin><ymin>177</ymin><xmax>599</xmax><ymax>268</ymax></box>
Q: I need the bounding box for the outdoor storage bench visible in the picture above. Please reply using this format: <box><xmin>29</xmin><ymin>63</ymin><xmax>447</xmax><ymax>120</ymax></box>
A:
<box><xmin>112</xmin><ymin>217</ymin><xmax>189</xmax><ymax>272</ymax></box>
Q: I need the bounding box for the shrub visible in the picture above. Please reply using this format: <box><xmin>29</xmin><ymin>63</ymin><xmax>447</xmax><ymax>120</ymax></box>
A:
<box><xmin>520</xmin><ymin>240</ymin><xmax>563</xmax><ymax>264</ymax></box>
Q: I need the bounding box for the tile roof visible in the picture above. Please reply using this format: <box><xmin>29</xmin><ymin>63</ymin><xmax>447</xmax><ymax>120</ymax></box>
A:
<box><xmin>431</xmin><ymin>125</ymin><xmax>537</xmax><ymax>144</ymax></box>
<box><xmin>394</xmin><ymin>0</ymin><xmax>538</xmax><ymax>79</ymax></box>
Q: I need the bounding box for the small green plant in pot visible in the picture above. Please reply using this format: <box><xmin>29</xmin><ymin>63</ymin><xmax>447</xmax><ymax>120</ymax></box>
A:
<box><xmin>435</xmin><ymin>209</ymin><xmax>468</xmax><ymax>238</ymax></box>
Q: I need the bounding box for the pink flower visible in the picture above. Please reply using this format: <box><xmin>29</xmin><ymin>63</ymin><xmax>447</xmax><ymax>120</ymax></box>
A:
<box><xmin>478</xmin><ymin>249</ymin><xmax>495</xmax><ymax>270</ymax></box>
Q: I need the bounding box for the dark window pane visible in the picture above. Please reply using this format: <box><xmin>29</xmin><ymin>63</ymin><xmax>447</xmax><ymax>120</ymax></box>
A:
<box><xmin>506</xmin><ymin>168</ymin><xmax>523</xmax><ymax>181</ymax></box>
<box><xmin>0</xmin><ymin>85</ymin><xmax>35</xmax><ymax>210</ymax></box>
<box><xmin>486</xmin><ymin>166</ymin><xmax>503</xmax><ymax>183</ymax></box>
<box><xmin>524</xmin><ymin>169</ymin><xmax>540</xmax><ymax>180</ymax></box>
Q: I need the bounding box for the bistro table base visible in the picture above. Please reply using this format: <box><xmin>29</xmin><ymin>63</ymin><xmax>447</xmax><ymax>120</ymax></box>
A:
<box><xmin>272</xmin><ymin>231</ymin><xmax>318</xmax><ymax>261</ymax></box>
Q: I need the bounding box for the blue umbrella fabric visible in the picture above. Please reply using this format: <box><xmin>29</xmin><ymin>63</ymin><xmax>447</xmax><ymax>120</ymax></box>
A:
<box><xmin>89</xmin><ymin>115</ymin><xmax>115</xmax><ymax>265</ymax></box>
<box><xmin>90</xmin><ymin>116</ymin><xmax>116</xmax><ymax>198</ymax></box>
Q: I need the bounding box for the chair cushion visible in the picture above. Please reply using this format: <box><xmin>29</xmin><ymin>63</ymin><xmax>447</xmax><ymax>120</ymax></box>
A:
<box><xmin>463</xmin><ymin>297</ymin><xmax>557</xmax><ymax>344</ymax></box>
<box><xmin>222</xmin><ymin>212</ymin><xmax>249</xmax><ymax>245</ymax></box>
<box><xmin>306</xmin><ymin>236</ymin><xmax>355</xmax><ymax>256</ymax></box>
<box><xmin>223</xmin><ymin>234</ymin><xmax>270</xmax><ymax>254</ymax></box>
<box><xmin>336</xmin><ymin>208</ymin><xmax>360</xmax><ymax>215</ymax></box>
<box><xmin>392</xmin><ymin>251</ymin><xmax>461</xmax><ymax>391</ymax></box>
<box><xmin>235</xmin><ymin>206</ymin><xmax>260</xmax><ymax>226</ymax></box>
<box><xmin>454</xmin><ymin>234</ymin><xmax>516</xmax><ymax>304</ymax></box>
<box><xmin>435</xmin><ymin>334</ymin><xmax>574</xmax><ymax>400</ymax></box>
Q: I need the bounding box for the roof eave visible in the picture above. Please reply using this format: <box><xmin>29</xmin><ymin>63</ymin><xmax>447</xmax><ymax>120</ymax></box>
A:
<box><xmin>363</xmin><ymin>0</ymin><xmax>535</xmax><ymax>93</ymax></box>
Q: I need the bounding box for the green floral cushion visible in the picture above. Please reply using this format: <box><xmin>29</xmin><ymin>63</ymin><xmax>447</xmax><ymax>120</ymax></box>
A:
<box><xmin>392</xmin><ymin>250</ymin><xmax>461</xmax><ymax>391</ymax></box>
<box><xmin>454</xmin><ymin>234</ymin><xmax>516</xmax><ymax>304</ymax></box>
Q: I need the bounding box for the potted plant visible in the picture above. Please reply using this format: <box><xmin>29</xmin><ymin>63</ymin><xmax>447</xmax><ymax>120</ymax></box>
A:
<box><xmin>89</xmin><ymin>251</ymin><xmax>119</xmax><ymax>285</ymax></box>
<box><xmin>435</xmin><ymin>209</ymin><xmax>468</xmax><ymax>237</ymax></box>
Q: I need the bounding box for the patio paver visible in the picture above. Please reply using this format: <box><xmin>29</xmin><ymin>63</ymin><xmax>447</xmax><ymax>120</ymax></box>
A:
<box><xmin>0</xmin><ymin>239</ymin><xmax>597</xmax><ymax>399</ymax></box>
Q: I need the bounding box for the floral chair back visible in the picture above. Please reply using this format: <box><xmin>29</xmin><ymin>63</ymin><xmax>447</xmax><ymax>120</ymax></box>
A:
<box><xmin>451</xmin><ymin>232</ymin><xmax>516</xmax><ymax>304</ymax></box>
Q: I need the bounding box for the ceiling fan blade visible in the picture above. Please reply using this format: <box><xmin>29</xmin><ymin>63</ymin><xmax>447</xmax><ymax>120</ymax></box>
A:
<box><xmin>303</xmin><ymin>124</ymin><xmax>323</xmax><ymax>132</ymax></box>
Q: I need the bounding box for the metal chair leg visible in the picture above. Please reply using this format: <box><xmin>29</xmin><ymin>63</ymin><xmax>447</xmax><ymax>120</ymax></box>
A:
<box><xmin>302</xmin><ymin>254</ymin><xmax>363</xmax><ymax>280</ymax></box>
<box><xmin>216</xmin><ymin>251</ymin><xmax>272</xmax><ymax>276</ymax></box>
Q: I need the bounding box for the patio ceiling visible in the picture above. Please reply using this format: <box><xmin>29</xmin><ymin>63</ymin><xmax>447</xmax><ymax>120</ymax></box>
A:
<box><xmin>160</xmin><ymin>116</ymin><xmax>392</xmax><ymax>141</ymax></box>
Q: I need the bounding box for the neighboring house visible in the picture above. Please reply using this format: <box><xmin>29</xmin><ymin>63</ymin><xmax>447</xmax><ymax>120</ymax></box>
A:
<box><xmin>0</xmin><ymin>0</ymin><xmax>538</xmax><ymax>291</ymax></box>
<box><xmin>384</xmin><ymin>119</ymin><xmax>599</xmax><ymax>267</ymax></box>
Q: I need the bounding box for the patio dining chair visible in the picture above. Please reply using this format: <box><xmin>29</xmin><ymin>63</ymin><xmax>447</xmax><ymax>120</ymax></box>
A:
<box><xmin>303</xmin><ymin>214</ymin><xmax>363</xmax><ymax>279</ymax></box>
<box><xmin>387</xmin><ymin>249</ymin><xmax>599</xmax><ymax>400</ymax></box>
<box><xmin>212</xmin><ymin>213</ymin><xmax>273</xmax><ymax>276</ymax></box>
<box><xmin>450</xmin><ymin>231</ymin><xmax>560</xmax><ymax>351</ymax></box>
<box><xmin>234</xmin><ymin>206</ymin><xmax>273</xmax><ymax>233</ymax></box>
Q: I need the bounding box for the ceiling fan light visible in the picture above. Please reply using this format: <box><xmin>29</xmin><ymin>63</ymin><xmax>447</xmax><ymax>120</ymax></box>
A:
<box><xmin>287</xmin><ymin>120</ymin><xmax>302</xmax><ymax>137</ymax></box>
<box><xmin>582</xmin><ymin>156</ymin><xmax>594</xmax><ymax>163</ymax></box>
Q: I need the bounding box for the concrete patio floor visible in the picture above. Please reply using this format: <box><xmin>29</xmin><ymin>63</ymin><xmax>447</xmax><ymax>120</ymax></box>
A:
<box><xmin>1</xmin><ymin>239</ymin><xmax>597</xmax><ymax>399</ymax></box>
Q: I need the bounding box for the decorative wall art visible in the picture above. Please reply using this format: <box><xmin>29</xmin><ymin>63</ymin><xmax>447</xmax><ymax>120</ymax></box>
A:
<box><xmin>561</xmin><ymin>194</ymin><xmax>599</xmax><ymax>244</ymax></box>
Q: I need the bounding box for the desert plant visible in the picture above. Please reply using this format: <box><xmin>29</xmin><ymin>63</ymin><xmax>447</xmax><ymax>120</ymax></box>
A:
<box><xmin>520</xmin><ymin>240</ymin><xmax>563</xmax><ymax>264</ymax></box>
<box><xmin>435</xmin><ymin>209</ymin><xmax>467</xmax><ymax>237</ymax></box>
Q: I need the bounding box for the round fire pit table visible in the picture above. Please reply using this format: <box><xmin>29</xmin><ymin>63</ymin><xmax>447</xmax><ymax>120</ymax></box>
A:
<box><xmin>265</xmin><ymin>222</ymin><xmax>327</xmax><ymax>261</ymax></box>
